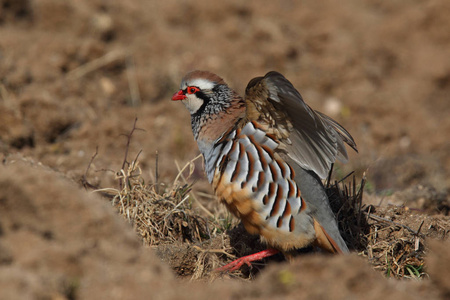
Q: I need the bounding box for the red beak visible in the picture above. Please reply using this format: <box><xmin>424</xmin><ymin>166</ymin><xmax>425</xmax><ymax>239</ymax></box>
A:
<box><xmin>172</xmin><ymin>90</ymin><xmax>187</xmax><ymax>101</ymax></box>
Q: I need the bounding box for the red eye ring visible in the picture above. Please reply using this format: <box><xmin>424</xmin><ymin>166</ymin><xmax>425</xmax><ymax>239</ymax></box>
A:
<box><xmin>187</xmin><ymin>86</ymin><xmax>200</xmax><ymax>94</ymax></box>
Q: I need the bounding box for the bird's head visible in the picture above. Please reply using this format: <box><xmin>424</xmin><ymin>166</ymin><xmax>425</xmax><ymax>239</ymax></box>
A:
<box><xmin>172</xmin><ymin>70</ymin><xmax>232</xmax><ymax>116</ymax></box>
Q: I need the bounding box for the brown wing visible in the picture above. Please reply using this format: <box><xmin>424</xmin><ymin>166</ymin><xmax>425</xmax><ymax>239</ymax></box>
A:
<box><xmin>244</xmin><ymin>71</ymin><xmax>357</xmax><ymax>179</ymax></box>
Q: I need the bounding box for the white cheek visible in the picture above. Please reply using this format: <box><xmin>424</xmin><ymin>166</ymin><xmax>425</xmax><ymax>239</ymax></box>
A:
<box><xmin>183</xmin><ymin>96</ymin><xmax>204</xmax><ymax>114</ymax></box>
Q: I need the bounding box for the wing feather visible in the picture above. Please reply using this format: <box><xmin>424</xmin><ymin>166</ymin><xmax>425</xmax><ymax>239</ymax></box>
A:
<box><xmin>245</xmin><ymin>71</ymin><xmax>357</xmax><ymax>179</ymax></box>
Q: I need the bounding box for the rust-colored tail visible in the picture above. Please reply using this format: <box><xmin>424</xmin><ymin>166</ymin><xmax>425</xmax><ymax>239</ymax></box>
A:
<box><xmin>313</xmin><ymin>219</ymin><xmax>345</xmax><ymax>254</ymax></box>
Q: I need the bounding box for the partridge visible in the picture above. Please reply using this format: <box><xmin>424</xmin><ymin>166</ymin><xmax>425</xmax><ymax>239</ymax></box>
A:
<box><xmin>172</xmin><ymin>70</ymin><xmax>357</xmax><ymax>272</ymax></box>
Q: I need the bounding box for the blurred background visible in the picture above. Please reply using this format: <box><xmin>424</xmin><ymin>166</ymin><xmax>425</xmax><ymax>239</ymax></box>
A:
<box><xmin>1</xmin><ymin>0</ymin><xmax>449</xmax><ymax>198</ymax></box>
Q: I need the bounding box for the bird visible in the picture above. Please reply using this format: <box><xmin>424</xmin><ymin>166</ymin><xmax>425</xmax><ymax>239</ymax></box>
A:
<box><xmin>172</xmin><ymin>70</ymin><xmax>358</xmax><ymax>272</ymax></box>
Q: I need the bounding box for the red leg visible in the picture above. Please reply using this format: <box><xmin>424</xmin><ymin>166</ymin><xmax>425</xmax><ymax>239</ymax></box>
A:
<box><xmin>215</xmin><ymin>248</ymin><xmax>280</xmax><ymax>273</ymax></box>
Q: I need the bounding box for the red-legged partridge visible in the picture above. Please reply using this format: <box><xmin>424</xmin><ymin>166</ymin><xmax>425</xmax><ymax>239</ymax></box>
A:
<box><xmin>172</xmin><ymin>71</ymin><xmax>358</xmax><ymax>272</ymax></box>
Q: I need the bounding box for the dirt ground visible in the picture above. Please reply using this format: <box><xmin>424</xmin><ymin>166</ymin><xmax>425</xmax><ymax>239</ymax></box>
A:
<box><xmin>1</xmin><ymin>0</ymin><xmax>449</xmax><ymax>299</ymax></box>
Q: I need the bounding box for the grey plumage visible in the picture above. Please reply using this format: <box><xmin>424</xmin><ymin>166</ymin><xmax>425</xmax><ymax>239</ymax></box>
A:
<box><xmin>286</xmin><ymin>157</ymin><xmax>349</xmax><ymax>253</ymax></box>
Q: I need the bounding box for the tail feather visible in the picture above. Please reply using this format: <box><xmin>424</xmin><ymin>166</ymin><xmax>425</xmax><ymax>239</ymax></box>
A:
<box><xmin>313</xmin><ymin>219</ymin><xmax>347</xmax><ymax>254</ymax></box>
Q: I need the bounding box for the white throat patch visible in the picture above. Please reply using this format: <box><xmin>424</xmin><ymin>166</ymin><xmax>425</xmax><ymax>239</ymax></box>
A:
<box><xmin>183</xmin><ymin>95</ymin><xmax>204</xmax><ymax>114</ymax></box>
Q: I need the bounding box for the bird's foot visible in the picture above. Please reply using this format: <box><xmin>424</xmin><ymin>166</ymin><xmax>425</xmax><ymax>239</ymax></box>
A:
<box><xmin>215</xmin><ymin>248</ymin><xmax>280</xmax><ymax>273</ymax></box>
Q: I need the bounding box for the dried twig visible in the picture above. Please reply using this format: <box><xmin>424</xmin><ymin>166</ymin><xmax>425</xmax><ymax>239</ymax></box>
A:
<box><xmin>81</xmin><ymin>146</ymin><xmax>99</xmax><ymax>190</ymax></box>
<box><xmin>364</xmin><ymin>212</ymin><xmax>421</xmax><ymax>236</ymax></box>
<box><xmin>155</xmin><ymin>151</ymin><xmax>159</xmax><ymax>194</ymax></box>
<box><xmin>119</xmin><ymin>117</ymin><xmax>144</xmax><ymax>189</ymax></box>
<box><xmin>174</xmin><ymin>156</ymin><xmax>215</xmax><ymax>219</ymax></box>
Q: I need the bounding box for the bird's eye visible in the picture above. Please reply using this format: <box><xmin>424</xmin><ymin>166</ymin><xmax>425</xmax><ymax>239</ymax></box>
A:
<box><xmin>187</xmin><ymin>86</ymin><xmax>200</xmax><ymax>94</ymax></box>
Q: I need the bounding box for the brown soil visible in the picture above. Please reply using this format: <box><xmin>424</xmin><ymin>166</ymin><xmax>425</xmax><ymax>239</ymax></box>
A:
<box><xmin>1</xmin><ymin>0</ymin><xmax>449</xmax><ymax>299</ymax></box>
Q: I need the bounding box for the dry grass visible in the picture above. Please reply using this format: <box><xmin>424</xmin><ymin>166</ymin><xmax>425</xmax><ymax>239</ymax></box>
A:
<box><xmin>362</xmin><ymin>206</ymin><xmax>449</xmax><ymax>279</ymax></box>
<box><xmin>327</xmin><ymin>166</ymin><xmax>449</xmax><ymax>279</ymax></box>
<box><xmin>104</xmin><ymin>157</ymin><xmax>211</xmax><ymax>246</ymax></box>
<box><xmin>91</xmin><ymin>146</ymin><xmax>239</xmax><ymax>279</ymax></box>
<box><xmin>326</xmin><ymin>168</ymin><xmax>368</xmax><ymax>252</ymax></box>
